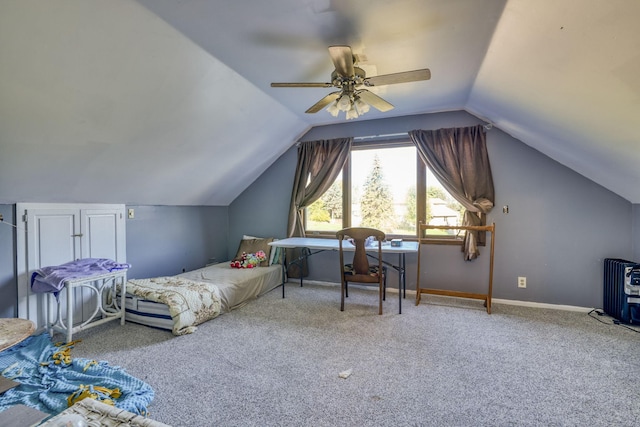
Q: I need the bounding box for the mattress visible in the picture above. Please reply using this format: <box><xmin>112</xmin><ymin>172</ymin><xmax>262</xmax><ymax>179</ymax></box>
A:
<box><xmin>123</xmin><ymin>263</ymin><xmax>282</xmax><ymax>331</ymax></box>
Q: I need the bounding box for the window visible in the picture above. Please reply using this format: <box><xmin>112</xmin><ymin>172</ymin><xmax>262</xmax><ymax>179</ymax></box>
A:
<box><xmin>305</xmin><ymin>140</ymin><xmax>463</xmax><ymax>241</ymax></box>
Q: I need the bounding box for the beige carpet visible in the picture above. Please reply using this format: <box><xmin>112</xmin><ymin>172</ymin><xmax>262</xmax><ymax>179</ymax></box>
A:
<box><xmin>69</xmin><ymin>282</ymin><xmax>640</xmax><ymax>426</ymax></box>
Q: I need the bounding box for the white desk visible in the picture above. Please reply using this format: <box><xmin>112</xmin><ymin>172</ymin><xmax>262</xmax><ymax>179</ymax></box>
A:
<box><xmin>48</xmin><ymin>270</ymin><xmax>128</xmax><ymax>343</ymax></box>
<box><xmin>269</xmin><ymin>237</ymin><xmax>418</xmax><ymax>313</ymax></box>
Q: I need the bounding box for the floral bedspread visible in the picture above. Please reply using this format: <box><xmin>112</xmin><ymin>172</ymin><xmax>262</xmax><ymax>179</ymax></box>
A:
<box><xmin>125</xmin><ymin>277</ymin><xmax>222</xmax><ymax>336</ymax></box>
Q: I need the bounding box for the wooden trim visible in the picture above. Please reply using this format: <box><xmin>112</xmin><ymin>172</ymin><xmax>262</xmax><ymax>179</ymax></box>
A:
<box><xmin>342</xmin><ymin>157</ymin><xmax>351</xmax><ymax>228</ymax></box>
<box><xmin>416</xmin><ymin>157</ymin><xmax>426</xmax><ymax>236</ymax></box>
<box><xmin>419</xmin><ymin>289</ymin><xmax>488</xmax><ymax>300</ymax></box>
<box><xmin>416</xmin><ymin>222</ymin><xmax>495</xmax><ymax>314</ymax></box>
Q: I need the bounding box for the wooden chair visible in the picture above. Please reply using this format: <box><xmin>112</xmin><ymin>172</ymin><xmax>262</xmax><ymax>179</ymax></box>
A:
<box><xmin>336</xmin><ymin>227</ymin><xmax>387</xmax><ymax>314</ymax></box>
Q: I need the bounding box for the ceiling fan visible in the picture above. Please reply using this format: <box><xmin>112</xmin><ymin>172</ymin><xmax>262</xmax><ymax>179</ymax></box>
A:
<box><xmin>271</xmin><ymin>45</ymin><xmax>431</xmax><ymax>119</ymax></box>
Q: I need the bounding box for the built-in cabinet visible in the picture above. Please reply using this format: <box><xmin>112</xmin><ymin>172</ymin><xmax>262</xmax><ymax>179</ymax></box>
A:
<box><xmin>16</xmin><ymin>203</ymin><xmax>127</xmax><ymax>331</ymax></box>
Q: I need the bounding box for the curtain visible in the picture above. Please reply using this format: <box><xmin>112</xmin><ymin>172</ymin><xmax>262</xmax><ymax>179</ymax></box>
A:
<box><xmin>286</xmin><ymin>137</ymin><xmax>352</xmax><ymax>238</ymax></box>
<box><xmin>285</xmin><ymin>137</ymin><xmax>352</xmax><ymax>278</ymax></box>
<box><xmin>409</xmin><ymin>125</ymin><xmax>494</xmax><ymax>260</ymax></box>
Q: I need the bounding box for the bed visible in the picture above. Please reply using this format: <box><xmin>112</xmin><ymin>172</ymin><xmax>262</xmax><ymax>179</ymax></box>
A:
<box><xmin>122</xmin><ymin>236</ymin><xmax>284</xmax><ymax>335</ymax></box>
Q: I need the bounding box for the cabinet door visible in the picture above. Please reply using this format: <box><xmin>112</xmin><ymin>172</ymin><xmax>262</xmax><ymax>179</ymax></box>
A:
<box><xmin>81</xmin><ymin>209</ymin><xmax>126</xmax><ymax>261</ymax></box>
<box><xmin>19</xmin><ymin>207</ymin><xmax>81</xmax><ymax>330</ymax></box>
<box><xmin>80</xmin><ymin>208</ymin><xmax>126</xmax><ymax>321</ymax></box>
<box><xmin>16</xmin><ymin>203</ymin><xmax>126</xmax><ymax>331</ymax></box>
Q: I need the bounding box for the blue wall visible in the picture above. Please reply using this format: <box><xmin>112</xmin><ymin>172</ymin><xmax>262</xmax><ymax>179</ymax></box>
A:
<box><xmin>228</xmin><ymin>147</ymin><xmax>297</xmax><ymax>255</ymax></box>
<box><xmin>230</xmin><ymin>111</ymin><xmax>634</xmax><ymax>308</ymax></box>
<box><xmin>125</xmin><ymin>205</ymin><xmax>229</xmax><ymax>279</ymax></box>
<box><xmin>633</xmin><ymin>204</ymin><xmax>640</xmax><ymax>262</ymax></box>
<box><xmin>0</xmin><ymin>204</ymin><xmax>229</xmax><ymax>318</ymax></box>
<box><xmin>0</xmin><ymin>205</ymin><xmax>16</xmax><ymax>318</ymax></box>
<box><xmin>1</xmin><ymin>110</ymin><xmax>639</xmax><ymax>316</ymax></box>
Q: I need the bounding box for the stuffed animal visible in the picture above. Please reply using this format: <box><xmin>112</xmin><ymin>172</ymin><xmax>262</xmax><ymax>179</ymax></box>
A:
<box><xmin>230</xmin><ymin>250</ymin><xmax>267</xmax><ymax>269</ymax></box>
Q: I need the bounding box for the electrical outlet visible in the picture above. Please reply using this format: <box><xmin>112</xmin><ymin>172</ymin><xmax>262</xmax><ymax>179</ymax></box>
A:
<box><xmin>518</xmin><ymin>276</ymin><xmax>527</xmax><ymax>288</ymax></box>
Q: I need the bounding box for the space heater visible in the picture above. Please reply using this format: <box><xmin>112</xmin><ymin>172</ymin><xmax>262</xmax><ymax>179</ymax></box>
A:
<box><xmin>603</xmin><ymin>258</ymin><xmax>640</xmax><ymax>324</ymax></box>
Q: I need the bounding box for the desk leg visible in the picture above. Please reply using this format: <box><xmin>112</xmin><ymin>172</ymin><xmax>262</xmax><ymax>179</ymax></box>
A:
<box><xmin>397</xmin><ymin>253</ymin><xmax>408</xmax><ymax>314</ymax></box>
<box><xmin>281</xmin><ymin>251</ymin><xmax>287</xmax><ymax>298</ymax></box>
<box><xmin>282</xmin><ymin>260</ymin><xmax>287</xmax><ymax>298</ymax></box>
<box><xmin>298</xmin><ymin>247</ymin><xmax>310</xmax><ymax>288</ymax></box>
<box><xmin>402</xmin><ymin>253</ymin><xmax>407</xmax><ymax>298</ymax></box>
<box><xmin>283</xmin><ymin>247</ymin><xmax>310</xmax><ymax>293</ymax></box>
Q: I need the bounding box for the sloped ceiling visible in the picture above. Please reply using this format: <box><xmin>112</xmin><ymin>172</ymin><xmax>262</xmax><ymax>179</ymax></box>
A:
<box><xmin>1</xmin><ymin>0</ymin><xmax>639</xmax><ymax>205</ymax></box>
<box><xmin>0</xmin><ymin>0</ymin><xmax>305</xmax><ymax>206</ymax></box>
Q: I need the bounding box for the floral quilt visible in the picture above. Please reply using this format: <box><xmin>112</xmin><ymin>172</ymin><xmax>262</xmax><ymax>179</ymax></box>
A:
<box><xmin>125</xmin><ymin>277</ymin><xmax>221</xmax><ymax>336</ymax></box>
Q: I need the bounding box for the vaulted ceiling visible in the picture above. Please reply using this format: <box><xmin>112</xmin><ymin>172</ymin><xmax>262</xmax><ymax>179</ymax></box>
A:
<box><xmin>1</xmin><ymin>0</ymin><xmax>639</xmax><ymax>205</ymax></box>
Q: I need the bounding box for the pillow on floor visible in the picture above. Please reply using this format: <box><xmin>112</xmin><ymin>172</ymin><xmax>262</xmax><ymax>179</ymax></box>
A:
<box><xmin>242</xmin><ymin>235</ymin><xmax>281</xmax><ymax>265</ymax></box>
<box><xmin>235</xmin><ymin>237</ymin><xmax>273</xmax><ymax>267</ymax></box>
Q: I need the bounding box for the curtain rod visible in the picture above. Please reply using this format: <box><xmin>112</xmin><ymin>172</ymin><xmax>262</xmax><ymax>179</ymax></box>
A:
<box><xmin>297</xmin><ymin>123</ymin><xmax>492</xmax><ymax>145</ymax></box>
<box><xmin>296</xmin><ymin>132</ymin><xmax>408</xmax><ymax>146</ymax></box>
<box><xmin>353</xmin><ymin>132</ymin><xmax>408</xmax><ymax>141</ymax></box>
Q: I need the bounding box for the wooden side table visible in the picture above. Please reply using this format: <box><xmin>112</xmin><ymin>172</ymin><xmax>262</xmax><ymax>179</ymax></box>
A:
<box><xmin>0</xmin><ymin>318</ymin><xmax>35</xmax><ymax>352</ymax></box>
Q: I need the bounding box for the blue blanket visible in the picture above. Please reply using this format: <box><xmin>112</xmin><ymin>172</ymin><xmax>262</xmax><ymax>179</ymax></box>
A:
<box><xmin>31</xmin><ymin>258</ymin><xmax>131</xmax><ymax>294</ymax></box>
<box><xmin>0</xmin><ymin>333</ymin><xmax>153</xmax><ymax>416</ymax></box>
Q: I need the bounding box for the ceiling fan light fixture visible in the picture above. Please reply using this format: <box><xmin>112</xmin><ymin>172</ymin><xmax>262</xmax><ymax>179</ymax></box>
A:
<box><xmin>271</xmin><ymin>45</ymin><xmax>430</xmax><ymax>119</ymax></box>
<box><xmin>326</xmin><ymin>101</ymin><xmax>340</xmax><ymax>117</ymax></box>
<box><xmin>354</xmin><ymin>96</ymin><xmax>370</xmax><ymax>114</ymax></box>
<box><xmin>337</xmin><ymin>94</ymin><xmax>351</xmax><ymax>111</ymax></box>
<box><xmin>346</xmin><ymin>107</ymin><xmax>359</xmax><ymax>120</ymax></box>
<box><xmin>326</xmin><ymin>91</ymin><xmax>370</xmax><ymax>119</ymax></box>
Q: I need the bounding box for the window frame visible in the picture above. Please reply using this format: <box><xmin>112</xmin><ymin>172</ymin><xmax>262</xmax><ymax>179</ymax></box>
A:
<box><xmin>304</xmin><ymin>139</ymin><xmax>465</xmax><ymax>245</ymax></box>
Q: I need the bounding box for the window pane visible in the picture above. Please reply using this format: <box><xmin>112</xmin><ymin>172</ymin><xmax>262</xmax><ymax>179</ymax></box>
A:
<box><xmin>351</xmin><ymin>146</ymin><xmax>416</xmax><ymax>235</ymax></box>
<box><xmin>306</xmin><ymin>171</ymin><xmax>343</xmax><ymax>233</ymax></box>
<box><xmin>305</xmin><ymin>142</ymin><xmax>464</xmax><ymax>238</ymax></box>
<box><xmin>425</xmin><ymin>169</ymin><xmax>464</xmax><ymax>236</ymax></box>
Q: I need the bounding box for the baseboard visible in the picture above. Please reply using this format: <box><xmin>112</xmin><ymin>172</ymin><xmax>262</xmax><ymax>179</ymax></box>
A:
<box><xmin>490</xmin><ymin>298</ymin><xmax>593</xmax><ymax>313</ymax></box>
<box><xmin>285</xmin><ymin>279</ymin><xmax>594</xmax><ymax>313</ymax></box>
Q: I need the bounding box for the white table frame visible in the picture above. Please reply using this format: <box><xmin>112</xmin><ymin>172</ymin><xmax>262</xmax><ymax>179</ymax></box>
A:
<box><xmin>269</xmin><ymin>237</ymin><xmax>418</xmax><ymax>314</ymax></box>
<box><xmin>47</xmin><ymin>270</ymin><xmax>128</xmax><ymax>343</ymax></box>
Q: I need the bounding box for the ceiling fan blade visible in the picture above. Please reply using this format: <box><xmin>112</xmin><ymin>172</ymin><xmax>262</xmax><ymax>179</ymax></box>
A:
<box><xmin>328</xmin><ymin>45</ymin><xmax>354</xmax><ymax>78</ymax></box>
<box><xmin>305</xmin><ymin>91</ymin><xmax>342</xmax><ymax>113</ymax></box>
<box><xmin>271</xmin><ymin>82</ymin><xmax>333</xmax><ymax>88</ymax></box>
<box><xmin>357</xmin><ymin>90</ymin><xmax>394</xmax><ymax>112</ymax></box>
<box><xmin>364</xmin><ymin>69</ymin><xmax>431</xmax><ymax>87</ymax></box>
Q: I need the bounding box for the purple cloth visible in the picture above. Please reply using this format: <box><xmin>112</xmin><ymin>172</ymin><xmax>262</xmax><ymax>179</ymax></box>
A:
<box><xmin>30</xmin><ymin>258</ymin><xmax>130</xmax><ymax>294</ymax></box>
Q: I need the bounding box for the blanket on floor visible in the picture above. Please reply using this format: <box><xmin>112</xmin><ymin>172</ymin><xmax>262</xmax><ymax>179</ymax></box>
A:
<box><xmin>126</xmin><ymin>277</ymin><xmax>222</xmax><ymax>335</ymax></box>
<box><xmin>0</xmin><ymin>333</ymin><xmax>153</xmax><ymax>417</ymax></box>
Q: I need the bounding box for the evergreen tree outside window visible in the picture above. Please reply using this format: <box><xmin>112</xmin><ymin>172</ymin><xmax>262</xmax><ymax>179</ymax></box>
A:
<box><xmin>305</xmin><ymin>141</ymin><xmax>462</xmax><ymax>240</ymax></box>
<box><xmin>358</xmin><ymin>154</ymin><xmax>395</xmax><ymax>230</ymax></box>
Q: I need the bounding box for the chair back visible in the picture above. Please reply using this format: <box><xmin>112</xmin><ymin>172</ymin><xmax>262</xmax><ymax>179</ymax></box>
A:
<box><xmin>336</xmin><ymin>227</ymin><xmax>385</xmax><ymax>275</ymax></box>
<box><xmin>336</xmin><ymin>227</ymin><xmax>387</xmax><ymax>314</ymax></box>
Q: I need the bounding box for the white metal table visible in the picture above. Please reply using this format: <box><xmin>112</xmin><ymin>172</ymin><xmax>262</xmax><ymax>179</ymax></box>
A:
<box><xmin>269</xmin><ymin>237</ymin><xmax>418</xmax><ymax>313</ymax></box>
<box><xmin>48</xmin><ymin>270</ymin><xmax>128</xmax><ymax>343</ymax></box>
